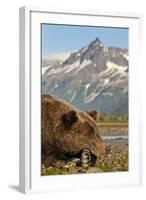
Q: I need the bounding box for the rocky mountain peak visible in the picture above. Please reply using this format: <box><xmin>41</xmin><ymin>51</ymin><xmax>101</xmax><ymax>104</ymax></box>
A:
<box><xmin>42</xmin><ymin>37</ymin><xmax>128</xmax><ymax>115</ymax></box>
<box><xmin>89</xmin><ymin>37</ymin><xmax>103</xmax><ymax>49</ymax></box>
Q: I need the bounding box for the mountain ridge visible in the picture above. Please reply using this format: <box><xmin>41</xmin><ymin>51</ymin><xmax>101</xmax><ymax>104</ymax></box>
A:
<box><xmin>42</xmin><ymin>37</ymin><xmax>128</xmax><ymax>115</ymax></box>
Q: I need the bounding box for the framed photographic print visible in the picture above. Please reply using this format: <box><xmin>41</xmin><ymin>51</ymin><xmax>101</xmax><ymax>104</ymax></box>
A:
<box><xmin>19</xmin><ymin>7</ymin><xmax>142</xmax><ymax>193</ymax></box>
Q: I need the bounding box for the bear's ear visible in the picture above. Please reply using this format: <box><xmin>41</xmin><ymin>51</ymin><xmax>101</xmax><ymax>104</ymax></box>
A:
<box><xmin>87</xmin><ymin>110</ymin><xmax>98</xmax><ymax>121</ymax></box>
<box><xmin>62</xmin><ymin>110</ymin><xmax>78</xmax><ymax>129</ymax></box>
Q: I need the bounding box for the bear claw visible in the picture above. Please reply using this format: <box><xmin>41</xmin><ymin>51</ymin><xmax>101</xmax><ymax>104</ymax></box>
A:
<box><xmin>81</xmin><ymin>149</ymin><xmax>91</xmax><ymax>168</ymax></box>
<box><xmin>64</xmin><ymin>158</ymin><xmax>80</xmax><ymax>168</ymax></box>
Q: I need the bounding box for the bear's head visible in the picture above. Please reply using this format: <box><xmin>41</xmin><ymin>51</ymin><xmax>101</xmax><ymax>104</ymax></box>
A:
<box><xmin>55</xmin><ymin>109</ymin><xmax>105</xmax><ymax>166</ymax></box>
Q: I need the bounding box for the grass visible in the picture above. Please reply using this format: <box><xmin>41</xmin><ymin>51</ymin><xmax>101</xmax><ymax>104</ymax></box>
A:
<box><xmin>98</xmin><ymin>123</ymin><xmax>128</xmax><ymax>128</ymax></box>
<box><xmin>41</xmin><ymin>165</ymin><xmax>68</xmax><ymax>175</ymax></box>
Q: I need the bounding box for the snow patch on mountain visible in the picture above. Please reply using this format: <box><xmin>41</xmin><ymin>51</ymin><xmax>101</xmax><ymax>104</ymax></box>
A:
<box><xmin>85</xmin><ymin>83</ymin><xmax>91</xmax><ymax>90</ymax></box>
<box><xmin>84</xmin><ymin>91</ymin><xmax>100</xmax><ymax>104</ymax></box>
<box><xmin>104</xmin><ymin>78</ymin><xmax>110</xmax><ymax>85</ymax></box>
<box><xmin>103</xmin><ymin>92</ymin><xmax>113</xmax><ymax>96</ymax></box>
<box><xmin>70</xmin><ymin>90</ymin><xmax>77</xmax><ymax>102</ymax></box>
<box><xmin>42</xmin><ymin>66</ymin><xmax>50</xmax><ymax>75</ymax></box>
<box><xmin>107</xmin><ymin>61</ymin><xmax>126</xmax><ymax>71</ymax></box>
<box><xmin>123</xmin><ymin>54</ymin><xmax>129</xmax><ymax>60</ymax></box>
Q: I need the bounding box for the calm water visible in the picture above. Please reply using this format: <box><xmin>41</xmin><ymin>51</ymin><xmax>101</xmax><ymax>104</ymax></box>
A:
<box><xmin>102</xmin><ymin>135</ymin><xmax>128</xmax><ymax>141</ymax></box>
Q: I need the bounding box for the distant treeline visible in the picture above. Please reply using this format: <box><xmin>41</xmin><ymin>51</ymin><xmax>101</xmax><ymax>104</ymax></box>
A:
<box><xmin>97</xmin><ymin>112</ymin><xmax>128</xmax><ymax>123</ymax></box>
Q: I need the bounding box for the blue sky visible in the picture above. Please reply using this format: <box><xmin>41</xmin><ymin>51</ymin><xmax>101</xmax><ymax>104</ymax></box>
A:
<box><xmin>42</xmin><ymin>24</ymin><xmax>128</xmax><ymax>54</ymax></box>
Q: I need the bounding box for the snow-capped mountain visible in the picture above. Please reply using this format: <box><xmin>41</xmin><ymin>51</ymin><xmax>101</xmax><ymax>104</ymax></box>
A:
<box><xmin>42</xmin><ymin>38</ymin><xmax>128</xmax><ymax>115</ymax></box>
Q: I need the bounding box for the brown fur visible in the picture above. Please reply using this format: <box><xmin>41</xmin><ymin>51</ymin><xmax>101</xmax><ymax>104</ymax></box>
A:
<box><xmin>41</xmin><ymin>94</ymin><xmax>105</xmax><ymax>167</ymax></box>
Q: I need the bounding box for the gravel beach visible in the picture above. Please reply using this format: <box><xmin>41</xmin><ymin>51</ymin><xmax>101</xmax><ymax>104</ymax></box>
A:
<box><xmin>96</xmin><ymin>138</ymin><xmax>128</xmax><ymax>172</ymax></box>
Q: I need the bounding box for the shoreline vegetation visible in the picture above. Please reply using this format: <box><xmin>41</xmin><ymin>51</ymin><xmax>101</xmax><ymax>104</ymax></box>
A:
<box><xmin>98</xmin><ymin>123</ymin><xmax>128</xmax><ymax>136</ymax></box>
<box><xmin>96</xmin><ymin>112</ymin><xmax>128</xmax><ymax>135</ymax></box>
<box><xmin>98</xmin><ymin>122</ymin><xmax>128</xmax><ymax>127</ymax></box>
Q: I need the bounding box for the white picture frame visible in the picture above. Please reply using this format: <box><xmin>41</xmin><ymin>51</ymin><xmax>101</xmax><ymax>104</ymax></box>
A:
<box><xmin>19</xmin><ymin>6</ymin><xmax>142</xmax><ymax>194</ymax></box>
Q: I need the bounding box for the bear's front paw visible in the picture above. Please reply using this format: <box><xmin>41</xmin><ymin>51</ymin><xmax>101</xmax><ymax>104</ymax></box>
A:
<box><xmin>81</xmin><ymin>149</ymin><xmax>91</xmax><ymax>168</ymax></box>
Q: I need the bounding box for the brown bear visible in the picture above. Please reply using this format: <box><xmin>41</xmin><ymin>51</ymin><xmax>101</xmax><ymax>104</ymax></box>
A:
<box><xmin>41</xmin><ymin>94</ymin><xmax>105</xmax><ymax>168</ymax></box>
